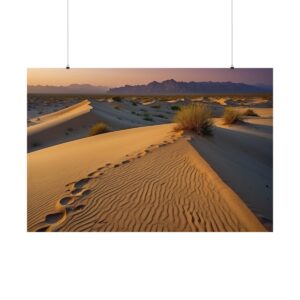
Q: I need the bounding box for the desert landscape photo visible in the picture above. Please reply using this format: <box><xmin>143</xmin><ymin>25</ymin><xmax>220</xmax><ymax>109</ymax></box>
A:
<box><xmin>27</xmin><ymin>68</ymin><xmax>273</xmax><ymax>232</ymax></box>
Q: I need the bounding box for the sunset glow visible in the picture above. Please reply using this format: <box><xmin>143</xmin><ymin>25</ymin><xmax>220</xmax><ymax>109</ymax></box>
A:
<box><xmin>28</xmin><ymin>68</ymin><xmax>273</xmax><ymax>87</ymax></box>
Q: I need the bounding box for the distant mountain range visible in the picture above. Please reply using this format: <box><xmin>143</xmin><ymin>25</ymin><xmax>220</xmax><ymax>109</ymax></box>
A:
<box><xmin>28</xmin><ymin>80</ymin><xmax>272</xmax><ymax>95</ymax></box>
<box><xmin>28</xmin><ymin>84</ymin><xmax>109</xmax><ymax>94</ymax></box>
<box><xmin>108</xmin><ymin>79</ymin><xmax>272</xmax><ymax>95</ymax></box>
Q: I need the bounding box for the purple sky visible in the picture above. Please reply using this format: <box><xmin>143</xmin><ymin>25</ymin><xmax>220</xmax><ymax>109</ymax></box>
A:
<box><xmin>28</xmin><ymin>68</ymin><xmax>273</xmax><ymax>87</ymax></box>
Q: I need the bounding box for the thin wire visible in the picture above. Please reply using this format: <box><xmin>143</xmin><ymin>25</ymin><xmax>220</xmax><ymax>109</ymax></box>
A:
<box><xmin>231</xmin><ymin>0</ymin><xmax>234</xmax><ymax>69</ymax></box>
<box><xmin>66</xmin><ymin>0</ymin><xmax>70</xmax><ymax>69</ymax></box>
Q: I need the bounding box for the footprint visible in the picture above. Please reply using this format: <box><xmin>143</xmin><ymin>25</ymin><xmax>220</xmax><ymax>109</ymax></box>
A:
<box><xmin>89</xmin><ymin>170</ymin><xmax>104</xmax><ymax>178</ymax></box>
<box><xmin>37</xmin><ymin>165</ymin><xmax>99</xmax><ymax>231</ymax></box>
<box><xmin>74</xmin><ymin>204</ymin><xmax>86</xmax><ymax>212</ymax></box>
<box><xmin>137</xmin><ymin>152</ymin><xmax>146</xmax><ymax>158</ymax></box>
<box><xmin>88</xmin><ymin>170</ymin><xmax>99</xmax><ymax>177</ymax></box>
<box><xmin>81</xmin><ymin>189</ymin><xmax>91</xmax><ymax>197</ymax></box>
<box><xmin>74</xmin><ymin>178</ymin><xmax>91</xmax><ymax>188</ymax></box>
<box><xmin>45</xmin><ymin>212</ymin><xmax>64</xmax><ymax>224</ymax></box>
<box><xmin>121</xmin><ymin>159</ymin><xmax>130</xmax><ymax>164</ymax></box>
<box><xmin>71</xmin><ymin>188</ymin><xmax>84</xmax><ymax>195</ymax></box>
<box><xmin>36</xmin><ymin>226</ymin><xmax>50</xmax><ymax>232</ymax></box>
<box><xmin>60</xmin><ymin>196</ymin><xmax>74</xmax><ymax>205</ymax></box>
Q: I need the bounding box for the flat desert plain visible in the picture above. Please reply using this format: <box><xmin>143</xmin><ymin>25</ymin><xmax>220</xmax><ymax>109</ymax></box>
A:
<box><xmin>27</xmin><ymin>95</ymin><xmax>272</xmax><ymax>232</ymax></box>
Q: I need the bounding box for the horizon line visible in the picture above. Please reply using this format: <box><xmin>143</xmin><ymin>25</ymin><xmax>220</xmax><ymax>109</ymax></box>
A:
<box><xmin>27</xmin><ymin>78</ymin><xmax>271</xmax><ymax>88</ymax></box>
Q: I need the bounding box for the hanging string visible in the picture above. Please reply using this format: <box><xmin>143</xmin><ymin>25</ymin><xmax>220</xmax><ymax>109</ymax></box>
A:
<box><xmin>230</xmin><ymin>0</ymin><xmax>234</xmax><ymax>69</ymax></box>
<box><xmin>66</xmin><ymin>0</ymin><xmax>70</xmax><ymax>69</ymax></box>
<box><xmin>65</xmin><ymin>1</ymin><xmax>233</xmax><ymax>69</ymax></box>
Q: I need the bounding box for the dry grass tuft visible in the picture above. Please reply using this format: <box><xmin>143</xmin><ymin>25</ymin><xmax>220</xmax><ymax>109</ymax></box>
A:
<box><xmin>243</xmin><ymin>109</ymin><xmax>259</xmax><ymax>117</ymax></box>
<box><xmin>223</xmin><ymin>108</ymin><xmax>242</xmax><ymax>124</ymax></box>
<box><xmin>89</xmin><ymin>122</ymin><xmax>109</xmax><ymax>136</ymax></box>
<box><xmin>174</xmin><ymin>104</ymin><xmax>213</xmax><ymax>135</ymax></box>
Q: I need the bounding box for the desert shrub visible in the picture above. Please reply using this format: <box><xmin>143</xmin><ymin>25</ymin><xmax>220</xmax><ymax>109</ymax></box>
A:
<box><xmin>171</xmin><ymin>105</ymin><xmax>181</xmax><ymax>111</ymax></box>
<box><xmin>89</xmin><ymin>122</ymin><xmax>109</xmax><ymax>136</ymax></box>
<box><xmin>113</xmin><ymin>105</ymin><xmax>120</xmax><ymax>110</ymax></box>
<box><xmin>223</xmin><ymin>108</ymin><xmax>242</xmax><ymax>124</ymax></box>
<box><xmin>131</xmin><ymin>101</ymin><xmax>138</xmax><ymax>106</ymax></box>
<box><xmin>174</xmin><ymin>104</ymin><xmax>213</xmax><ymax>135</ymax></box>
<box><xmin>112</xmin><ymin>96</ymin><xmax>122</xmax><ymax>102</ymax></box>
<box><xmin>243</xmin><ymin>108</ymin><xmax>258</xmax><ymax>117</ymax></box>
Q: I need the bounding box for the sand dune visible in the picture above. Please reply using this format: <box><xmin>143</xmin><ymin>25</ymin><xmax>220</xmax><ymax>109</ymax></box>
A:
<box><xmin>28</xmin><ymin>100</ymin><xmax>99</xmax><ymax>151</ymax></box>
<box><xmin>29</xmin><ymin>99</ymin><xmax>92</xmax><ymax>128</ymax></box>
<box><xmin>27</xmin><ymin>96</ymin><xmax>272</xmax><ymax>232</ymax></box>
<box><xmin>189</xmin><ymin>120</ymin><xmax>273</xmax><ymax>229</ymax></box>
<box><xmin>28</xmin><ymin>123</ymin><xmax>265</xmax><ymax>232</ymax></box>
<box><xmin>27</xmin><ymin>97</ymin><xmax>272</xmax><ymax>152</ymax></box>
<box><xmin>28</xmin><ymin>99</ymin><xmax>172</xmax><ymax>152</ymax></box>
<box><xmin>28</xmin><ymin>124</ymin><xmax>179</xmax><ymax>231</ymax></box>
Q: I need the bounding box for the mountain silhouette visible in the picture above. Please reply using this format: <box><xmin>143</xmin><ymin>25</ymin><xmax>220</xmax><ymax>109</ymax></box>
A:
<box><xmin>108</xmin><ymin>79</ymin><xmax>270</xmax><ymax>94</ymax></box>
<box><xmin>28</xmin><ymin>84</ymin><xmax>109</xmax><ymax>94</ymax></box>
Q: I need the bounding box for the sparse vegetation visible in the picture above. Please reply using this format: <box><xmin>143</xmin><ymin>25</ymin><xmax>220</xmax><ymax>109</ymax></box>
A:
<box><xmin>174</xmin><ymin>104</ymin><xmax>213</xmax><ymax>136</ymax></box>
<box><xmin>89</xmin><ymin>122</ymin><xmax>109</xmax><ymax>136</ymax></box>
<box><xmin>113</xmin><ymin>105</ymin><xmax>121</xmax><ymax>110</ymax></box>
<box><xmin>243</xmin><ymin>108</ymin><xmax>258</xmax><ymax>117</ymax></box>
<box><xmin>171</xmin><ymin>105</ymin><xmax>181</xmax><ymax>111</ymax></box>
<box><xmin>223</xmin><ymin>108</ymin><xmax>242</xmax><ymax>124</ymax></box>
<box><xmin>223</xmin><ymin>107</ymin><xmax>241</xmax><ymax>125</ymax></box>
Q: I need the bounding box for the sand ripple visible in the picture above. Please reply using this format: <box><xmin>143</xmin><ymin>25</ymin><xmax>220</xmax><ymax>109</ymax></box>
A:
<box><xmin>30</xmin><ymin>137</ymin><xmax>264</xmax><ymax>232</ymax></box>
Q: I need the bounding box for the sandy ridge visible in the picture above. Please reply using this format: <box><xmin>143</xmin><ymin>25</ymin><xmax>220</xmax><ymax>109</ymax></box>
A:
<box><xmin>29</xmin><ymin>129</ymin><xmax>265</xmax><ymax>232</ymax></box>
<box><xmin>28</xmin><ymin>100</ymin><xmax>92</xmax><ymax>136</ymax></box>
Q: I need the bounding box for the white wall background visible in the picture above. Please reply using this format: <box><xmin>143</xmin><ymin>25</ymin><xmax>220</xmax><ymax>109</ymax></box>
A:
<box><xmin>0</xmin><ymin>1</ymin><xmax>299</xmax><ymax>300</ymax></box>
